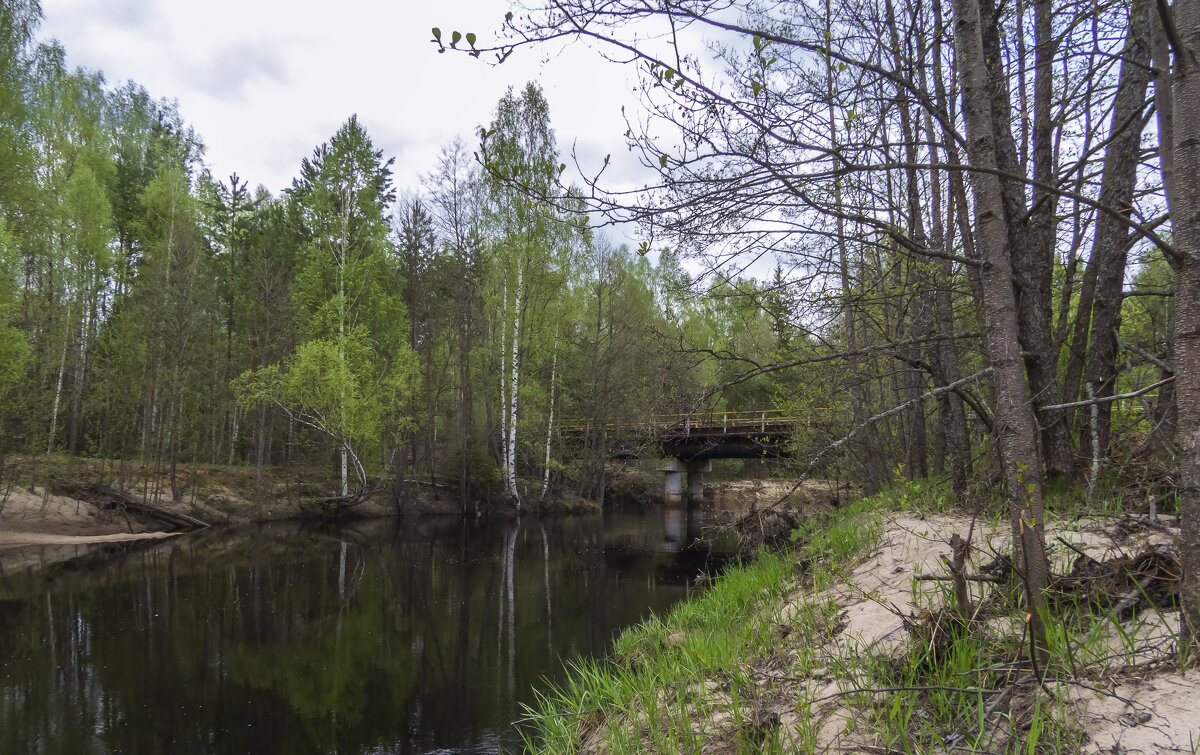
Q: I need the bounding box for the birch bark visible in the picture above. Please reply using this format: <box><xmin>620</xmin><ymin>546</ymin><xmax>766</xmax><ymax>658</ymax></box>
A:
<box><xmin>506</xmin><ymin>264</ymin><xmax>523</xmax><ymax>505</ymax></box>
<box><xmin>541</xmin><ymin>326</ymin><xmax>559</xmax><ymax>500</ymax></box>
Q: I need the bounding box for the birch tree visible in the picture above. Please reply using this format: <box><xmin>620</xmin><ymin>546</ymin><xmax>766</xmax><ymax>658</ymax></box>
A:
<box><xmin>136</xmin><ymin>164</ymin><xmax>212</xmax><ymax>499</ymax></box>
<box><xmin>481</xmin><ymin>83</ymin><xmax>576</xmax><ymax>505</ymax></box>
<box><xmin>288</xmin><ymin>116</ymin><xmax>416</xmax><ymax>497</ymax></box>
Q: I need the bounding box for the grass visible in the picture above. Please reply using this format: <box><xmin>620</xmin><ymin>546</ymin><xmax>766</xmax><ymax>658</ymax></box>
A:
<box><xmin>792</xmin><ymin>495</ymin><xmax>884</xmax><ymax>591</ymax></box>
<box><xmin>520</xmin><ymin>486</ymin><xmax>894</xmax><ymax>753</ymax></box>
<box><xmin>521</xmin><ymin>549</ymin><xmax>804</xmax><ymax>752</ymax></box>
<box><xmin>521</xmin><ymin>477</ymin><xmax>1186</xmax><ymax>753</ymax></box>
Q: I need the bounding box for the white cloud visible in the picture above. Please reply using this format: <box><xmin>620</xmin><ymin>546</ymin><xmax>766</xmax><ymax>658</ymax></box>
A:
<box><xmin>102</xmin><ymin>0</ymin><xmax>161</xmax><ymax>30</ymax></box>
<box><xmin>178</xmin><ymin>41</ymin><xmax>288</xmax><ymax>102</ymax></box>
<box><xmin>38</xmin><ymin>0</ymin><xmax>660</xmax><ymax>244</ymax></box>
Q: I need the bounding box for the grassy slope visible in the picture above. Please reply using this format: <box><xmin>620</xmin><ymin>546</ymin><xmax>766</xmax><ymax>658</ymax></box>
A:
<box><xmin>522</xmin><ymin>482</ymin><xmax>1197</xmax><ymax>754</ymax></box>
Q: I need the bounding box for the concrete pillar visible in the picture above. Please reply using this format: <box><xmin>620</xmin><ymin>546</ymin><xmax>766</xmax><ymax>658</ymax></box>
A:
<box><xmin>658</xmin><ymin>459</ymin><xmax>685</xmax><ymax>505</ymax></box>
<box><xmin>686</xmin><ymin>460</ymin><xmax>711</xmax><ymax>503</ymax></box>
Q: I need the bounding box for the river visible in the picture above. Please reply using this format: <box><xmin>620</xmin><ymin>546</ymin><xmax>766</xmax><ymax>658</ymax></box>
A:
<box><xmin>0</xmin><ymin>506</ymin><xmax>735</xmax><ymax>754</ymax></box>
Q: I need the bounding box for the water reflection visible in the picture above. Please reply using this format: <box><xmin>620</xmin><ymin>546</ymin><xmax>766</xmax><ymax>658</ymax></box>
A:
<box><xmin>0</xmin><ymin>508</ymin><xmax>733</xmax><ymax>754</ymax></box>
<box><xmin>664</xmin><ymin>506</ymin><xmax>683</xmax><ymax>548</ymax></box>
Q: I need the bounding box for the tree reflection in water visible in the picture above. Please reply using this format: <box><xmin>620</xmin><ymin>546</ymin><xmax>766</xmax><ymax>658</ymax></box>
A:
<box><xmin>0</xmin><ymin>508</ymin><xmax>733</xmax><ymax>754</ymax></box>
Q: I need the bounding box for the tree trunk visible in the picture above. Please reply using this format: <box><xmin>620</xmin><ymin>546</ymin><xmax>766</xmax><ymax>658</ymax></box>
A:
<box><xmin>46</xmin><ymin>314</ymin><xmax>69</xmax><ymax>455</ymax></box>
<box><xmin>952</xmin><ymin>0</ymin><xmax>1051</xmax><ymax>665</ymax></box>
<box><xmin>1150</xmin><ymin>0</ymin><xmax>1180</xmax><ymax>453</ymax></box>
<box><xmin>1164</xmin><ymin>0</ymin><xmax>1200</xmax><ymax>651</ymax></box>
<box><xmin>505</xmin><ymin>264</ymin><xmax>523</xmax><ymax>505</ymax></box>
<box><xmin>884</xmin><ymin>0</ymin><xmax>929</xmax><ymax>481</ymax></box>
<box><xmin>498</xmin><ymin>276</ymin><xmax>508</xmax><ymax>473</ymax></box>
<box><xmin>68</xmin><ymin>287</ymin><xmax>94</xmax><ymax>455</ymax></box>
<box><xmin>1077</xmin><ymin>0</ymin><xmax>1153</xmax><ymax>462</ymax></box>
<box><xmin>255</xmin><ymin>401</ymin><xmax>267</xmax><ymax>517</ymax></box>
<box><xmin>1176</xmin><ymin>260</ymin><xmax>1200</xmax><ymax>647</ymax></box>
<box><xmin>141</xmin><ymin>366</ymin><xmax>155</xmax><ymax>462</ymax></box>
<box><xmin>921</xmin><ymin>30</ymin><xmax>972</xmax><ymax>496</ymax></box>
<box><xmin>459</xmin><ymin>287</ymin><xmax>475</xmax><ymax>513</ymax></box>
<box><xmin>169</xmin><ymin>401</ymin><xmax>180</xmax><ymax>502</ymax></box>
<box><xmin>978</xmin><ymin>0</ymin><xmax>1074</xmax><ymax>480</ymax></box>
<box><xmin>826</xmin><ymin>0</ymin><xmax>887</xmax><ymax>492</ymax></box>
<box><xmin>541</xmin><ymin>327</ymin><xmax>559</xmax><ymax>500</ymax></box>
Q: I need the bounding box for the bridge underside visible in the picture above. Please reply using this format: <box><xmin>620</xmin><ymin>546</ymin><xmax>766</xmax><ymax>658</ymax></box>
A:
<box><xmin>657</xmin><ymin>432</ymin><xmax>792</xmax><ymax>504</ymax></box>
<box><xmin>562</xmin><ymin>419</ymin><xmax>798</xmax><ymax>504</ymax></box>
<box><xmin>662</xmin><ymin>432</ymin><xmax>791</xmax><ymax>462</ymax></box>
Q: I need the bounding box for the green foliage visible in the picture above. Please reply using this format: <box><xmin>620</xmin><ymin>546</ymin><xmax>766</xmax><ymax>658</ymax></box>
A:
<box><xmin>0</xmin><ymin>20</ymin><xmax>837</xmax><ymax>498</ymax></box>
<box><xmin>521</xmin><ymin>550</ymin><xmax>799</xmax><ymax>752</ymax></box>
<box><xmin>291</xmin><ymin>116</ymin><xmax>403</xmax><ymax>348</ymax></box>
<box><xmin>265</xmin><ymin>117</ymin><xmax>419</xmax><ymax>487</ymax></box>
<box><xmin>0</xmin><ymin>219</ymin><xmax>29</xmax><ymax>399</ymax></box>
<box><xmin>235</xmin><ymin>333</ymin><xmax>417</xmax><ymax>477</ymax></box>
<box><xmin>295</xmin><ymin>336</ymin><xmax>410</xmax><ymax>445</ymax></box>
<box><xmin>63</xmin><ymin>164</ymin><xmax>113</xmax><ymax>268</ymax></box>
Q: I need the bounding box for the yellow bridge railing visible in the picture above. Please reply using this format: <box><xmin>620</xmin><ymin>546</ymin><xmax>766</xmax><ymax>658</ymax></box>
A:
<box><xmin>558</xmin><ymin>409</ymin><xmax>824</xmax><ymax>435</ymax></box>
<box><xmin>559</xmin><ymin>393</ymin><xmax>1158</xmax><ymax>437</ymax></box>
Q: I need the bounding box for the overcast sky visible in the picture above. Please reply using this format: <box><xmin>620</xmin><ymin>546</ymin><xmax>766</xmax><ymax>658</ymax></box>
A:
<box><xmin>38</xmin><ymin>0</ymin><xmax>653</xmax><ymax>234</ymax></box>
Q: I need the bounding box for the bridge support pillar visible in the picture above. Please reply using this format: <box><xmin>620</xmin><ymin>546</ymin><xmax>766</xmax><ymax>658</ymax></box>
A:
<box><xmin>658</xmin><ymin>459</ymin><xmax>685</xmax><ymax>505</ymax></box>
<box><xmin>687</xmin><ymin>460</ymin><xmax>711</xmax><ymax>503</ymax></box>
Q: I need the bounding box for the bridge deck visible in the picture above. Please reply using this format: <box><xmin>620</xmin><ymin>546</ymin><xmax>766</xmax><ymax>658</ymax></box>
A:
<box><xmin>560</xmin><ymin>409</ymin><xmax>810</xmax><ymax>435</ymax></box>
<box><xmin>560</xmin><ymin>410</ymin><xmax>813</xmax><ymax>460</ymax></box>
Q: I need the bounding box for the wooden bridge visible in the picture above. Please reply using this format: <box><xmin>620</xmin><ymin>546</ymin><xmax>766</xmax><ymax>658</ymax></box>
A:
<box><xmin>560</xmin><ymin>410</ymin><xmax>821</xmax><ymax>504</ymax></box>
<box><xmin>561</xmin><ymin>409</ymin><xmax>810</xmax><ymax>460</ymax></box>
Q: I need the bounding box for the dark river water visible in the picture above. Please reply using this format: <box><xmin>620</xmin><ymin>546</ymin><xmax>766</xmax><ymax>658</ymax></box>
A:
<box><xmin>0</xmin><ymin>506</ymin><xmax>733</xmax><ymax>754</ymax></box>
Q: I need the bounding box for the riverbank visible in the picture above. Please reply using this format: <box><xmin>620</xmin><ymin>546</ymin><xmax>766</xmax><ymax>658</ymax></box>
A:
<box><xmin>523</xmin><ymin>482</ymin><xmax>1200</xmax><ymax>753</ymax></box>
<box><xmin>0</xmin><ymin>454</ymin><xmax>616</xmax><ymax>541</ymax></box>
<box><xmin>0</xmin><ymin>457</ymin><xmax>846</xmax><ymax>589</ymax></box>
<box><xmin>0</xmin><ymin>459</ymin><xmax>664</xmax><ymax>584</ymax></box>
<box><xmin>0</xmin><ymin>455</ymin><xmax>845</xmax><ymax>546</ymax></box>
<box><xmin>0</xmin><ymin>455</ymin><xmax>398</xmax><ymax>527</ymax></box>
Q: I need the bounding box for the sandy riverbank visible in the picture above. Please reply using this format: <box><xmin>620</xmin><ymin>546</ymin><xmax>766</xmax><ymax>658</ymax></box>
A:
<box><xmin>0</xmin><ymin>530</ymin><xmax>181</xmax><ymax>548</ymax></box>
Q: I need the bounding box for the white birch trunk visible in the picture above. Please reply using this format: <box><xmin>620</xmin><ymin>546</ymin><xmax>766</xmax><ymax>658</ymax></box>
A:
<box><xmin>47</xmin><ymin>305</ymin><xmax>71</xmax><ymax>454</ymax></box>
<box><xmin>541</xmin><ymin>327</ymin><xmax>559</xmax><ymax>500</ymax></box>
<box><xmin>506</xmin><ymin>264</ymin><xmax>523</xmax><ymax>505</ymax></box>
<box><xmin>499</xmin><ymin>275</ymin><xmax>509</xmax><ymax>479</ymax></box>
<box><xmin>339</xmin><ymin>431</ymin><xmax>348</xmax><ymax>496</ymax></box>
<box><xmin>338</xmin><ymin>192</ymin><xmax>350</xmax><ymax>498</ymax></box>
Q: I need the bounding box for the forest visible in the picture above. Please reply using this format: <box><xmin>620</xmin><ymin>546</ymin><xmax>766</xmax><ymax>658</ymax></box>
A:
<box><xmin>0</xmin><ymin>3</ymin><xmax>755</xmax><ymax>512</ymax></box>
<box><xmin>1</xmin><ymin>0</ymin><xmax>1199</xmax><ymax>660</ymax></box>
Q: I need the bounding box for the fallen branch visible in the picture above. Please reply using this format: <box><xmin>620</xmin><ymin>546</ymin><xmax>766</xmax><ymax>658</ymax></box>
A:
<box><xmin>945</xmin><ymin>674</ymin><xmax>1029</xmax><ymax>749</ymax></box>
<box><xmin>398</xmin><ymin>477</ymin><xmax>454</xmax><ymax>489</ymax></box>
<box><xmin>913</xmin><ymin>572</ymin><xmax>1007</xmax><ymax>583</ymax></box>
<box><xmin>52</xmin><ymin>481</ymin><xmax>209</xmax><ymax>531</ymax></box>
<box><xmin>1055</xmin><ymin>535</ymin><xmax>1094</xmax><ymax>565</ymax></box>
<box><xmin>1111</xmin><ymin>575</ymin><xmax>1157</xmax><ymax>617</ymax></box>
<box><xmin>806</xmin><ymin>683</ymin><xmax>1008</xmax><ymax>706</ymax></box>
<box><xmin>1118</xmin><ymin>336</ymin><xmax>1173</xmax><ymax>373</ymax></box>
